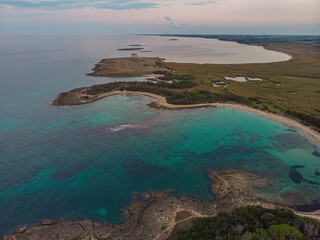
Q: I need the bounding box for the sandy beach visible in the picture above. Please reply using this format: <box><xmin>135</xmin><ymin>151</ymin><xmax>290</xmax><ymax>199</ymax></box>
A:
<box><xmin>102</xmin><ymin>90</ymin><xmax>320</xmax><ymax>146</ymax></box>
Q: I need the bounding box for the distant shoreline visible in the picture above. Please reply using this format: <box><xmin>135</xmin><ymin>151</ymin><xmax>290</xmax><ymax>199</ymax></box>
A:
<box><xmin>145</xmin><ymin>34</ymin><xmax>293</xmax><ymax>64</ymax></box>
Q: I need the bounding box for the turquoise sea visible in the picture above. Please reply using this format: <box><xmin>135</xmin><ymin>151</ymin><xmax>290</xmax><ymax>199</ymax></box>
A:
<box><xmin>0</xmin><ymin>34</ymin><xmax>318</xmax><ymax>236</ymax></box>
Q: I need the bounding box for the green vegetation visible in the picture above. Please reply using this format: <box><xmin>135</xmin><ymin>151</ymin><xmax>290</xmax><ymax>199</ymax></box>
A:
<box><xmin>158</xmin><ymin>72</ymin><xmax>195</xmax><ymax>81</ymax></box>
<box><xmin>155</xmin><ymin>61</ymin><xmax>164</xmax><ymax>68</ymax></box>
<box><xmin>176</xmin><ymin>206</ymin><xmax>320</xmax><ymax>240</ymax></box>
<box><xmin>87</xmin><ymin>57</ymin><xmax>169</xmax><ymax>77</ymax></box>
<box><xmin>80</xmin><ymin>37</ymin><xmax>320</xmax><ymax>130</ymax></box>
<box><xmin>164</xmin><ymin>42</ymin><xmax>320</xmax><ymax>130</ymax></box>
<box><xmin>85</xmin><ymin>81</ymin><xmax>246</xmax><ymax>105</ymax></box>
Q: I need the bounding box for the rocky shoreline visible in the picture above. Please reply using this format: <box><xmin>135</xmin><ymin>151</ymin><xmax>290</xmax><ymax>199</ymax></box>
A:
<box><xmin>5</xmin><ymin>169</ymin><xmax>319</xmax><ymax>240</ymax></box>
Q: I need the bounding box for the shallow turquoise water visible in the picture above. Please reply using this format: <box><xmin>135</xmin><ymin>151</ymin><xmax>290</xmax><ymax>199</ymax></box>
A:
<box><xmin>0</xmin><ymin>35</ymin><xmax>319</xmax><ymax>236</ymax></box>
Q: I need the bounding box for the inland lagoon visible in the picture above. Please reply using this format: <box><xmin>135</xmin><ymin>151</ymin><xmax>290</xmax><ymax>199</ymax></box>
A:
<box><xmin>0</xmin><ymin>35</ymin><xmax>318</xmax><ymax>236</ymax></box>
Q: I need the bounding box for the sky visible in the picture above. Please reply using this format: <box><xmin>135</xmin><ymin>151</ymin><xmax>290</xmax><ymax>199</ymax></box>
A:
<box><xmin>0</xmin><ymin>0</ymin><xmax>319</xmax><ymax>34</ymax></box>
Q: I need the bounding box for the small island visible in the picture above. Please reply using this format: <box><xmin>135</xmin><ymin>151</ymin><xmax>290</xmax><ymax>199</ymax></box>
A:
<box><xmin>117</xmin><ymin>47</ymin><xmax>144</xmax><ymax>51</ymax></box>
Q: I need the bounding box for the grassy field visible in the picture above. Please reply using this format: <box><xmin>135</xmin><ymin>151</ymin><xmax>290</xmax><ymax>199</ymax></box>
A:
<box><xmin>164</xmin><ymin>42</ymin><xmax>320</xmax><ymax>129</ymax></box>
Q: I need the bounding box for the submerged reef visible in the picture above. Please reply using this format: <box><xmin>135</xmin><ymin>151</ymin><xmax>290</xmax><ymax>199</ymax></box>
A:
<box><xmin>5</xmin><ymin>168</ymin><xmax>320</xmax><ymax>240</ymax></box>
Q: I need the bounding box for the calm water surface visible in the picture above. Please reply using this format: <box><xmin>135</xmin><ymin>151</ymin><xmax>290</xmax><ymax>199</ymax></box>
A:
<box><xmin>0</xmin><ymin>35</ymin><xmax>317</xmax><ymax>236</ymax></box>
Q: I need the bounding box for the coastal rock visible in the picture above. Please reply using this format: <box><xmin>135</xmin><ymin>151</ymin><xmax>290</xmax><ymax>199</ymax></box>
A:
<box><xmin>4</xmin><ymin>169</ymin><xmax>309</xmax><ymax>240</ymax></box>
<box><xmin>15</xmin><ymin>226</ymin><xmax>28</xmax><ymax>234</ymax></box>
<box><xmin>41</xmin><ymin>219</ymin><xmax>60</xmax><ymax>226</ymax></box>
<box><xmin>313</xmin><ymin>151</ymin><xmax>320</xmax><ymax>157</ymax></box>
<box><xmin>208</xmin><ymin>168</ymin><xmax>269</xmax><ymax>201</ymax></box>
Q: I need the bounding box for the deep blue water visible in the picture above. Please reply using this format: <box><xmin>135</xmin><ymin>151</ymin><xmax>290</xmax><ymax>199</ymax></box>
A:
<box><xmin>0</xmin><ymin>34</ymin><xmax>319</xmax><ymax>236</ymax></box>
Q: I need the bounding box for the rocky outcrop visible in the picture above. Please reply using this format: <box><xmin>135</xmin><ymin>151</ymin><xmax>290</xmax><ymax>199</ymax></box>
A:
<box><xmin>52</xmin><ymin>88</ymin><xmax>119</xmax><ymax>106</ymax></box>
<box><xmin>208</xmin><ymin>168</ymin><xmax>269</xmax><ymax>201</ymax></box>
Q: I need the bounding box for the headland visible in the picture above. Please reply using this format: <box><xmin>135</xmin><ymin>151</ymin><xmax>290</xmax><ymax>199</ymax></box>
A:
<box><xmin>87</xmin><ymin>56</ymin><xmax>170</xmax><ymax>77</ymax></box>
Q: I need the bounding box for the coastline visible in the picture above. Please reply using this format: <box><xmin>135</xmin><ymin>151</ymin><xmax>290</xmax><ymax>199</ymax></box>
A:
<box><xmin>154</xmin><ymin>34</ymin><xmax>303</xmax><ymax>64</ymax></box>
<box><xmin>88</xmin><ymin>90</ymin><xmax>320</xmax><ymax>146</ymax></box>
<box><xmin>261</xmin><ymin>44</ymin><xmax>293</xmax><ymax>62</ymax></box>
<box><xmin>5</xmin><ymin>168</ymin><xmax>320</xmax><ymax>240</ymax></box>
<box><xmin>4</xmin><ymin>35</ymin><xmax>320</xmax><ymax>239</ymax></box>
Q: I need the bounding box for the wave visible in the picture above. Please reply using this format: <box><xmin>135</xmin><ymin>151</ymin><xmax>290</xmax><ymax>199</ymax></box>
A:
<box><xmin>109</xmin><ymin>124</ymin><xmax>133</xmax><ymax>132</ymax></box>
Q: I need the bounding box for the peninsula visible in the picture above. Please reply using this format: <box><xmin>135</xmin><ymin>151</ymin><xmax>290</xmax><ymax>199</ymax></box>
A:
<box><xmin>13</xmin><ymin>35</ymin><xmax>320</xmax><ymax>240</ymax></box>
<box><xmin>86</xmin><ymin>56</ymin><xmax>170</xmax><ymax>77</ymax></box>
<box><xmin>53</xmin><ymin>36</ymin><xmax>320</xmax><ymax>142</ymax></box>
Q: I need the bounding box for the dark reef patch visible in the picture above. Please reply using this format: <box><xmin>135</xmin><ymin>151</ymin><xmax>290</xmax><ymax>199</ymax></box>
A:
<box><xmin>303</xmin><ymin>179</ymin><xmax>320</xmax><ymax>186</ymax></box>
<box><xmin>86</xmin><ymin>170</ymin><xmax>114</xmax><ymax>185</ymax></box>
<box><xmin>207</xmin><ymin>130</ymin><xmax>290</xmax><ymax>178</ymax></box>
<box><xmin>289</xmin><ymin>165</ymin><xmax>320</xmax><ymax>185</ymax></box>
<box><xmin>281</xmin><ymin>185</ymin><xmax>320</xmax><ymax>207</ymax></box>
<box><xmin>285</xmin><ymin>128</ymin><xmax>297</xmax><ymax>132</ymax></box>
<box><xmin>292</xmin><ymin>165</ymin><xmax>305</xmax><ymax>169</ymax></box>
<box><xmin>292</xmin><ymin>200</ymin><xmax>320</xmax><ymax>212</ymax></box>
<box><xmin>313</xmin><ymin>151</ymin><xmax>320</xmax><ymax>157</ymax></box>
<box><xmin>249</xmin><ymin>135</ymin><xmax>262</xmax><ymax>143</ymax></box>
<box><xmin>269</xmin><ymin>133</ymin><xmax>312</xmax><ymax>152</ymax></box>
<box><xmin>122</xmin><ymin>158</ymin><xmax>171</xmax><ymax>181</ymax></box>
<box><xmin>315</xmin><ymin>171</ymin><xmax>320</xmax><ymax>176</ymax></box>
<box><xmin>289</xmin><ymin>167</ymin><xmax>304</xmax><ymax>183</ymax></box>
<box><xmin>52</xmin><ymin>162</ymin><xmax>94</xmax><ymax>180</ymax></box>
<box><xmin>204</xmin><ymin>140</ymin><xmax>291</xmax><ymax>199</ymax></box>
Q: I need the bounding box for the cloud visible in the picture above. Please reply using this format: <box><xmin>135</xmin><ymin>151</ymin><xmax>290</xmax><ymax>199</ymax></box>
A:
<box><xmin>0</xmin><ymin>0</ymin><xmax>158</xmax><ymax>10</ymax></box>
<box><xmin>164</xmin><ymin>16</ymin><xmax>179</xmax><ymax>27</ymax></box>
<box><xmin>186</xmin><ymin>1</ymin><xmax>214</xmax><ymax>5</ymax></box>
<box><xmin>1</xmin><ymin>0</ymin><xmax>319</xmax><ymax>35</ymax></box>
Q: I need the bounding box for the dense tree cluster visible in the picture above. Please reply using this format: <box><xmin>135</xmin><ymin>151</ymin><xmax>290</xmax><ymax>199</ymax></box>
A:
<box><xmin>177</xmin><ymin>206</ymin><xmax>320</xmax><ymax>240</ymax></box>
<box><xmin>158</xmin><ymin>72</ymin><xmax>195</xmax><ymax>81</ymax></box>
